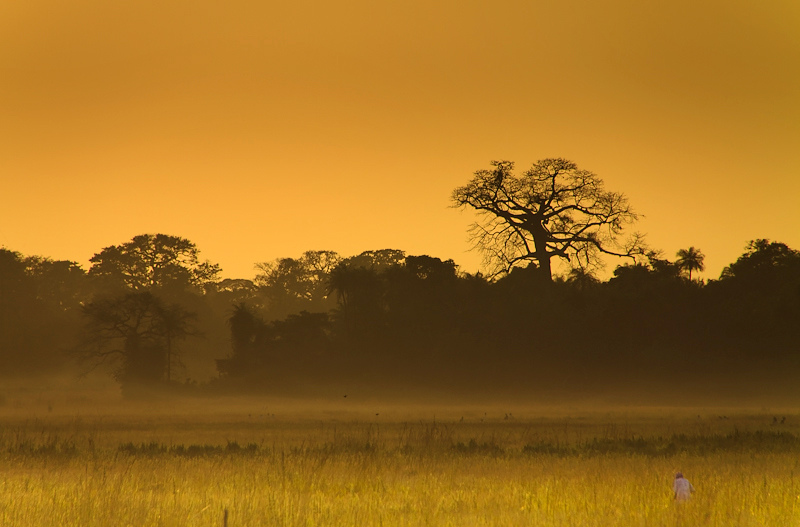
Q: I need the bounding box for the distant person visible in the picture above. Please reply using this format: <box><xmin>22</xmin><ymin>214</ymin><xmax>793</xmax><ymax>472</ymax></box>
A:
<box><xmin>673</xmin><ymin>472</ymin><xmax>694</xmax><ymax>501</ymax></box>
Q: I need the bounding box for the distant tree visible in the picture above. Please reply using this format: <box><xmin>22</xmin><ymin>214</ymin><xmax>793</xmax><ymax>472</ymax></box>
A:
<box><xmin>341</xmin><ymin>249</ymin><xmax>405</xmax><ymax>272</ymax></box>
<box><xmin>0</xmin><ymin>248</ymin><xmax>32</xmax><ymax>306</ymax></box>
<box><xmin>227</xmin><ymin>302</ymin><xmax>262</xmax><ymax>357</ymax></box>
<box><xmin>675</xmin><ymin>247</ymin><xmax>705</xmax><ymax>281</ymax></box>
<box><xmin>383</xmin><ymin>255</ymin><xmax>459</xmax><ymax>317</ymax></box>
<box><xmin>565</xmin><ymin>267</ymin><xmax>600</xmax><ymax>290</ymax></box>
<box><xmin>383</xmin><ymin>255</ymin><xmax>460</xmax><ymax>324</ymax></box>
<box><xmin>254</xmin><ymin>250</ymin><xmax>341</xmax><ymax>317</ymax></box>
<box><xmin>0</xmin><ymin>249</ymin><xmax>36</xmax><ymax>373</ymax></box>
<box><xmin>0</xmin><ymin>251</ymin><xmax>87</xmax><ymax>309</ymax></box>
<box><xmin>302</xmin><ymin>250</ymin><xmax>343</xmax><ymax>276</ymax></box>
<box><xmin>608</xmin><ymin>252</ymin><xmax>682</xmax><ymax>292</ymax></box>
<box><xmin>328</xmin><ymin>264</ymin><xmax>384</xmax><ymax>317</ymax></box>
<box><xmin>159</xmin><ymin>302</ymin><xmax>200</xmax><ymax>383</ymax></box>
<box><xmin>88</xmin><ymin>234</ymin><xmax>220</xmax><ymax>293</ymax></box>
<box><xmin>217</xmin><ymin>305</ymin><xmax>331</xmax><ymax>388</ymax></box>
<box><xmin>79</xmin><ymin>292</ymin><xmax>198</xmax><ymax>393</ymax></box>
<box><xmin>217</xmin><ymin>302</ymin><xmax>266</xmax><ymax>378</ymax></box>
<box><xmin>710</xmin><ymin>240</ymin><xmax>800</xmax><ymax>366</ymax></box>
<box><xmin>0</xmin><ymin>249</ymin><xmax>86</xmax><ymax>376</ymax></box>
<box><xmin>402</xmin><ymin>255</ymin><xmax>458</xmax><ymax>281</ymax></box>
<box><xmin>646</xmin><ymin>251</ymin><xmax>683</xmax><ymax>279</ymax></box>
<box><xmin>205</xmin><ymin>279</ymin><xmax>258</xmax><ymax>305</ymax></box>
<box><xmin>382</xmin><ymin>255</ymin><xmax>462</xmax><ymax>357</ymax></box>
<box><xmin>720</xmin><ymin>239</ymin><xmax>800</xmax><ymax>283</ymax></box>
<box><xmin>452</xmin><ymin>159</ymin><xmax>644</xmax><ymax>280</ymax></box>
<box><xmin>266</xmin><ymin>311</ymin><xmax>331</xmax><ymax>365</ymax></box>
<box><xmin>325</xmin><ymin>249</ymin><xmax>406</xmax><ymax>329</ymax></box>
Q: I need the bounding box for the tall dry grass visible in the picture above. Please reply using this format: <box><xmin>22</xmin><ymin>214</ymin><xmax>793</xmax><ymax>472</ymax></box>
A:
<box><xmin>1</xmin><ymin>404</ymin><xmax>799</xmax><ymax>526</ymax></box>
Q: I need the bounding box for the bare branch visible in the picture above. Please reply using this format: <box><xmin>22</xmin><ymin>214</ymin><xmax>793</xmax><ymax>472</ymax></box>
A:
<box><xmin>453</xmin><ymin>158</ymin><xmax>641</xmax><ymax>280</ymax></box>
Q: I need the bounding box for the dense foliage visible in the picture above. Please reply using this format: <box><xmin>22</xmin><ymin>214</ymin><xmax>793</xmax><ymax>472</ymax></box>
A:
<box><xmin>1</xmin><ymin>236</ymin><xmax>799</xmax><ymax>400</ymax></box>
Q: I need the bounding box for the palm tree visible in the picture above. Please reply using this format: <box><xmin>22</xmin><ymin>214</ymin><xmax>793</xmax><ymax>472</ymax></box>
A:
<box><xmin>675</xmin><ymin>247</ymin><xmax>705</xmax><ymax>281</ymax></box>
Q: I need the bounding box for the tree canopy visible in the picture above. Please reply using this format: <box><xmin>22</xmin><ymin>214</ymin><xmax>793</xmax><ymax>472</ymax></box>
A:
<box><xmin>4</xmin><ymin>226</ymin><xmax>800</xmax><ymax>404</ymax></box>
<box><xmin>79</xmin><ymin>292</ymin><xmax>197</xmax><ymax>392</ymax></box>
<box><xmin>254</xmin><ymin>250</ymin><xmax>341</xmax><ymax>318</ymax></box>
<box><xmin>720</xmin><ymin>239</ymin><xmax>800</xmax><ymax>283</ymax></box>
<box><xmin>88</xmin><ymin>234</ymin><xmax>221</xmax><ymax>292</ymax></box>
<box><xmin>452</xmin><ymin>158</ymin><xmax>643</xmax><ymax>280</ymax></box>
<box><xmin>675</xmin><ymin>247</ymin><xmax>706</xmax><ymax>281</ymax></box>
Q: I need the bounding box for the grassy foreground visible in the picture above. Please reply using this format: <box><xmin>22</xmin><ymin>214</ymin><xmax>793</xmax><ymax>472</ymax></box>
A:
<box><xmin>1</xmin><ymin>400</ymin><xmax>799</xmax><ymax>526</ymax></box>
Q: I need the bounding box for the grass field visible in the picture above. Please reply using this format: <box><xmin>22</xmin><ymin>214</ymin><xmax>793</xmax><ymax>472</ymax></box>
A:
<box><xmin>1</xmin><ymin>395</ymin><xmax>799</xmax><ymax>526</ymax></box>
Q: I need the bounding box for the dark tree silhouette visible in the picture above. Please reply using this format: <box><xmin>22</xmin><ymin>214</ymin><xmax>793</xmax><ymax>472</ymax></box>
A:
<box><xmin>159</xmin><ymin>302</ymin><xmax>200</xmax><ymax>382</ymax></box>
<box><xmin>88</xmin><ymin>233</ymin><xmax>220</xmax><ymax>292</ymax></box>
<box><xmin>341</xmin><ymin>249</ymin><xmax>406</xmax><ymax>272</ymax></box>
<box><xmin>675</xmin><ymin>247</ymin><xmax>705</xmax><ymax>281</ymax></box>
<box><xmin>720</xmin><ymin>239</ymin><xmax>800</xmax><ymax>283</ymax></box>
<box><xmin>0</xmin><ymin>249</ymin><xmax>37</xmax><ymax>373</ymax></box>
<box><xmin>565</xmin><ymin>267</ymin><xmax>601</xmax><ymax>290</ymax></box>
<box><xmin>0</xmin><ymin>250</ymin><xmax>87</xmax><ymax>376</ymax></box>
<box><xmin>216</xmin><ymin>302</ymin><xmax>266</xmax><ymax>378</ymax></box>
<box><xmin>328</xmin><ymin>264</ymin><xmax>384</xmax><ymax>324</ymax></box>
<box><xmin>708</xmin><ymin>239</ymin><xmax>800</xmax><ymax>369</ymax></box>
<box><xmin>228</xmin><ymin>302</ymin><xmax>261</xmax><ymax>357</ymax></box>
<box><xmin>217</xmin><ymin>304</ymin><xmax>331</xmax><ymax>388</ymax></box>
<box><xmin>326</xmin><ymin>249</ymin><xmax>405</xmax><ymax>315</ymax></box>
<box><xmin>79</xmin><ymin>292</ymin><xmax>197</xmax><ymax>393</ymax></box>
<box><xmin>254</xmin><ymin>250</ymin><xmax>341</xmax><ymax>318</ymax></box>
<box><xmin>452</xmin><ymin>159</ymin><xmax>643</xmax><ymax>280</ymax></box>
<box><xmin>381</xmin><ymin>255</ymin><xmax>462</xmax><ymax>372</ymax></box>
<box><xmin>9</xmin><ymin>232</ymin><xmax>800</xmax><ymax>402</ymax></box>
<box><xmin>205</xmin><ymin>279</ymin><xmax>258</xmax><ymax>307</ymax></box>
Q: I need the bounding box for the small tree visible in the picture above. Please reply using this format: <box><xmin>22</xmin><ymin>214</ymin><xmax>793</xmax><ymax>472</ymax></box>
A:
<box><xmin>216</xmin><ymin>302</ymin><xmax>266</xmax><ymax>378</ymax></box>
<box><xmin>675</xmin><ymin>247</ymin><xmax>705</xmax><ymax>281</ymax></box>
<box><xmin>79</xmin><ymin>292</ymin><xmax>197</xmax><ymax>393</ymax></box>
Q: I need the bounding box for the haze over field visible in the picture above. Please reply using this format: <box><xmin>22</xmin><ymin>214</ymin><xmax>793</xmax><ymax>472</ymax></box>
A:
<box><xmin>2</xmin><ymin>1</ymin><xmax>799</xmax><ymax>280</ymax></box>
<box><xmin>2</xmin><ymin>1</ymin><xmax>800</xmax><ymax>411</ymax></box>
<box><xmin>4</xmin><ymin>8</ymin><xmax>800</xmax><ymax>526</ymax></box>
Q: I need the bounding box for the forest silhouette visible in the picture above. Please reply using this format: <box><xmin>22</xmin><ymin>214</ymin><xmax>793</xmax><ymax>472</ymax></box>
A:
<box><xmin>2</xmin><ymin>161</ymin><xmax>799</xmax><ymax>405</ymax></box>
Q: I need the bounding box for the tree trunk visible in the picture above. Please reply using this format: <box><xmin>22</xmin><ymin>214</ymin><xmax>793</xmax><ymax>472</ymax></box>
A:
<box><xmin>532</xmin><ymin>223</ymin><xmax>553</xmax><ymax>282</ymax></box>
<box><xmin>536</xmin><ymin>254</ymin><xmax>552</xmax><ymax>282</ymax></box>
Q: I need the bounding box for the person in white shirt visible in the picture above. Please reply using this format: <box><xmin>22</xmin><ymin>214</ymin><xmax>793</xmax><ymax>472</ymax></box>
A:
<box><xmin>673</xmin><ymin>472</ymin><xmax>694</xmax><ymax>501</ymax></box>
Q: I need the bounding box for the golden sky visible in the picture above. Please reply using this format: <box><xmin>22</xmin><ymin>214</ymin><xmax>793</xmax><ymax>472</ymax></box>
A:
<box><xmin>2</xmin><ymin>1</ymin><xmax>798</xmax><ymax>280</ymax></box>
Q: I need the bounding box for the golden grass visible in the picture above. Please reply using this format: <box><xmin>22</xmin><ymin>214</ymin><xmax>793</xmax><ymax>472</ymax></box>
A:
<box><xmin>1</xmin><ymin>401</ymin><xmax>799</xmax><ymax>526</ymax></box>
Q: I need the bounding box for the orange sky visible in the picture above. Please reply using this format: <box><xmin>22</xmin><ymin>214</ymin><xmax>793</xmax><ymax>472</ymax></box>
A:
<box><xmin>2</xmin><ymin>1</ymin><xmax>798</xmax><ymax>280</ymax></box>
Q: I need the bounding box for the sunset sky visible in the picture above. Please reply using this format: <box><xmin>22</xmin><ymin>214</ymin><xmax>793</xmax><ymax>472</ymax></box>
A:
<box><xmin>2</xmin><ymin>1</ymin><xmax>798</xmax><ymax>280</ymax></box>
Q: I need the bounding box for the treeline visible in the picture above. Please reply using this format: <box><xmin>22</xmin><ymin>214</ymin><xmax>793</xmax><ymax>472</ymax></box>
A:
<box><xmin>1</xmin><ymin>235</ymin><xmax>799</xmax><ymax>401</ymax></box>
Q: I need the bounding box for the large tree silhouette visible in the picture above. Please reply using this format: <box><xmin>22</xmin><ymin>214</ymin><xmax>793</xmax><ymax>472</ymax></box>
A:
<box><xmin>452</xmin><ymin>159</ymin><xmax>643</xmax><ymax>280</ymax></box>
<box><xmin>88</xmin><ymin>234</ymin><xmax>220</xmax><ymax>292</ymax></box>
<box><xmin>79</xmin><ymin>292</ymin><xmax>197</xmax><ymax>393</ymax></box>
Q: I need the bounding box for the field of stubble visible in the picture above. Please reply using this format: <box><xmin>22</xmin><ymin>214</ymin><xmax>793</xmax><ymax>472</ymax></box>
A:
<box><xmin>1</xmin><ymin>395</ymin><xmax>799</xmax><ymax>526</ymax></box>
